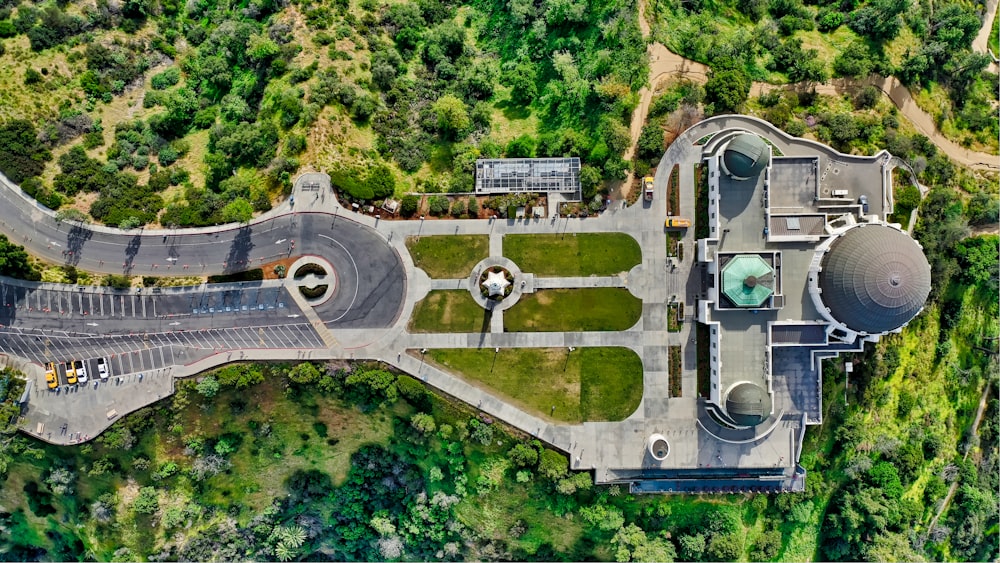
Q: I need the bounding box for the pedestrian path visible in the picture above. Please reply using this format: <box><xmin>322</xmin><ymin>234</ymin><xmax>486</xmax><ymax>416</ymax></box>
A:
<box><xmin>533</xmin><ymin>275</ymin><xmax>627</xmax><ymax>289</ymax></box>
<box><xmin>287</xmin><ymin>288</ymin><xmax>339</xmax><ymax>348</ymax></box>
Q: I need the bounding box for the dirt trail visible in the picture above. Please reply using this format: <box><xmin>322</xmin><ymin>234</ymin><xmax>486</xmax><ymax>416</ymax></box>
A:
<box><xmin>926</xmin><ymin>382</ymin><xmax>994</xmax><ymax>536</ymax></box>
<box><xmin>971</xmin><ymin>223</ymin><xmax>1000</xmax><ymax>236</ymax></box>
<box><xmin>617</xmin><ymin>0</ymin><xmax>998</xmax><ymax>198</ymax></box>
<box><xmin>750</xmin><ymin>75</ymin><xmax>999</xmax><ymax>170</ymax></box>
<box><xmin>973</xmin><ymin>0</ymin><xmax>999</xmax><ymax>72</ymax></box>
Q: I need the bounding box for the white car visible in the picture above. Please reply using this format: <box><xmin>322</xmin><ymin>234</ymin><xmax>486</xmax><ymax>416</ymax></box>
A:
<box><xmin>74</xmin><ymin>360</ymin><xmax>88</xmax><ymax>384</ymax></box>
<box><xmin>97</xmin><ymin>357</ymin><xmax>110</xmax><ymax>380</ymax></box>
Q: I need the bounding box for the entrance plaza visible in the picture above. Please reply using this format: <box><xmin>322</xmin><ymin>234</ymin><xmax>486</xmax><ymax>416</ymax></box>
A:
<box><xmin>8</xmin><ymin>116</ymin><xmax>930</xmax><ymax>493</ymax></box>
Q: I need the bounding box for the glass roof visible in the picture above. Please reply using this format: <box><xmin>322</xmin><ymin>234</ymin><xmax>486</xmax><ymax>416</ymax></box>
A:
<box><xmin>722</xmin><ymin>255</ymin><xmax>774</xmax><ymax>307</ymax></box>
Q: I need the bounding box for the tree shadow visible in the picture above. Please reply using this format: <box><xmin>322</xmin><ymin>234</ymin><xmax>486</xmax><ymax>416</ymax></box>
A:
<box><xmin>123</xmin><ymin>234</ymin><xmax>142</xmax><ymax>274</ymax></box>
<box><xmin>224</xmin><ymin>226</ymin><xmax>254</xmax><ymax>274</ymax></box>
<box><xmin>495</xmin><ymin>98</ymin><xmax>532</xmax><ymax>121</ymax></box>
<box><xmin>64</xmin><ymin>225</ymin><xmax>92</xmax><ymax>267</ymax></box>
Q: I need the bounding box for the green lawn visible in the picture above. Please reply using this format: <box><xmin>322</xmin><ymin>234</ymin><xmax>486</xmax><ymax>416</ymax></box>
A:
<box><xmin>406</xmin><ymin>235</ymin><xmax>489</xmax><ymax>278</ymax></box>
<box><xmin>425</xmin><ymin>347</ymin><xmax>643</xmax><ymax>423</ymax></box>
<box><xmin>409</xmin><ymin>290</ymin><xmax>490</xmax><ymax>333</ymax></box>
<box><xmin>504</xmin><ymin>288</ymin><xmax>642</xmax><ymax>332</ymax></box>
<box><xmin>503</xmin><ymin>233</ymin><xmax>641</xmax><ymax>276</ymax></box>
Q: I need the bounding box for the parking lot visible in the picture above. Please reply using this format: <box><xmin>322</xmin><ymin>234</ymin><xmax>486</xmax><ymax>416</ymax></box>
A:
<box><xmin>2</xmin><ymin>322</ymin><xmax>325</xmax><ymax>384</ymax></box>
<box><xmin>0</xmin><ymin>281</ymin><xmax>292</xmax><ymax>322</ymax></box>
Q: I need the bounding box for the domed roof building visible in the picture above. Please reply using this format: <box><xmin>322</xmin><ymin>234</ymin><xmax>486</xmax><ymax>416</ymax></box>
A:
<box><xmin>721</xmin><ymin>133</ymin><xmax>770</xmax><ymax>180</ymax></box>
<box><xmin>725</xmin><ymin>382</ymin><xmax>772</xmax><ymax>427</ymax></box>
<box><xmin>814</xmin><ymin>224</ymin><xmax>931</xmax><ymax>335</ymax></box>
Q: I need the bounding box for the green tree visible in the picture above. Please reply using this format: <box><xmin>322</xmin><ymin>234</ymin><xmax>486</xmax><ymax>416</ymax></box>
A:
<box><xmin>366</xmin><ymin>163</ymin><xmax>397</xmax><ymax>199</ymax></box>
<box><xmin>954</xmin><ymin>235</ymin><xmax>999</xmax><ymax>290</ymax></box>
<box><xmin>216</xmin><ymin>364</ymin><xmax>264</xmax><ymax>389</ymax></box>
<box><xmin>539</xmin><ymin>449</ymin><xmax>568</xmax><ymax>479</ymax></box>
<box><xmin>400</xmin><ymin>194</ymin><xmax>419</xmax><ymax>217</ymax></box>
<box><xmin>288</xmin><ymin>362</ymin><xmax>321</xmax><ymax>384</ymax></box>
<box><xmin>195</xmin><ymin>375</ymin><xmax>220</xmax><ymax>398</ymax></box>
<box><xmin>344</xmin><ymin>367</ymin><xmax>398</xmax><ymax>405</ymax></box>
<box><xmin>580</xmin><ymin>166</ymin><xmax>603</xmax><ymax>200</ymax></box>
<box><xmin>637</xmin><ymin>120</ymin><xmax>665</xmax><ymax>161</ymax></box>
<box><xmin>506</xmin><ymin>134</ymin><xmax>536</xmax><ymax>158</ymax></box>
<box><xmin>509</xmin><ymin>443</ymin><xmax>539</xmax><ymax>467</ymax></box>
<box><xmin>0</xmin><ymin>120</ymin><xmax>51</xmax><ymax>183</ymax></box>
<box><xmin>221</xmin><ymin>197</ymin><xmax>253</xmax><ymax>223</ymax></box>
<box><xmin>410</xmin><ymin>412</ymin><xmax>436</xmax><ymax>434</ymax></box>
<box><xmin>432</xmin><ymin>94</ymin><xmax>470</xmax><ymax>139</ymax></box>
<box><xmin>132</xmin><ymin>486</ymin><xmax>159</xmax><ymax>515</ymax></box>
<box><xmin>505</xmin><ymin>62</ymin><xmax>538</xmax><ymax>105</ymax></box>
<box><xmin>0</xmin><ymin>234</ymin><xmax>37</xmax><ymax>280</ymax></box>
<box><xmin>678</xmin><ymin>533</ymin><xmax>706</xmax><ymax>561</ymax></box>
<box><xmin>612</xmin><ymin>523</ymin><xmax>677</xmax><ymax>562</ymax></box>
<box><xmin>580</xmin><ymin>504</ymin><xmax>625</xmax><ymax>531</ymax></box>
<box><xmin>705</xmin><ymin>67</ymin><xmax>750</xmax><ymax>114</ymax></box>
<box><xmin>847</xmin><ymin>0</ymin><xmax>907</xmax><ymax>42</ymax></box>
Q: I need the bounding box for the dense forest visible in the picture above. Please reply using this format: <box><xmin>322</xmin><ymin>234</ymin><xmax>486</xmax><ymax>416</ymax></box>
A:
<box><xmin>647</xmin><ymin>0</ymin><xmax>999</xmax><ymax>150</ymax></box>
<box><xmin>0</xmin><ymin>0</ymin><xmax>644</xmax><ymax>227</ymax></box>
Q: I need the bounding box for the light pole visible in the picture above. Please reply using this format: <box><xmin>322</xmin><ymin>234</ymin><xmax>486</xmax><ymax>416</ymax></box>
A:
<box><xmin>563</xmin><ymin>346</ymin><xmax>575</xmax><ymax>371</ymax></box>
<box><xmin>491</xmin><ymin>346</ymin><xmax>499</xmax><ymax>372</ymax></box>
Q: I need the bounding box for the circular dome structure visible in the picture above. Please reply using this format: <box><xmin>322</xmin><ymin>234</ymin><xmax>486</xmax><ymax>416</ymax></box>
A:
<box><xmin>722</xmin><ymin>133</ymin><xmax>770</xmax><ymax>180</ymax></box>
<box><xmin>725</xmin><ymin>382</ymin><xmax>772</xmax><ymax>427</ymax></box>
<box><xmin>818</xmin><ymin>224</ymin><xmax>931</xmax><ymax>334</ymax></box>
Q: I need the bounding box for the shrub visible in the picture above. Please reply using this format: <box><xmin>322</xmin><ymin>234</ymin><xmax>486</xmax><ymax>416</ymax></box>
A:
<box><xmin>103</xmin><ymin>274</ymin><xmax>131</xmax><ymax>289</ymax></box>
<box><xmin>400</xmin><ymin>194</ymin><xmax>419</xmax><ymax>217</ymax></box>
<box><xmin>132</xmin><ymin>487</ymin><xmax>159</xmax><ymax>515</ymax></box>
<box><xmin>427</xmin><ymin>195</ymin><xmax>449</xmax><ymax>215</ymax></box>
<box><xmin>509</xmin><ymin>443</ymin><xmax>539</xmax><ymax>467</ymax></box>
<box><xmin>151</xmin><ymin>67</ymin><xmax>181</xmax><ymax>90</ymax></box>
<box><xmin>195</xmin><ymin>375</ymin><xmax>219</xmax><ymax>398</ymax></box>
<box><xmin>538</xmin><ymin>449</ymin><xmax>568</xmax><ymax>479</ymax></box>
<box><xmin>24</xmin><ymin>68</ymin><xmax>43</xmax><ymax>85</ymax></box>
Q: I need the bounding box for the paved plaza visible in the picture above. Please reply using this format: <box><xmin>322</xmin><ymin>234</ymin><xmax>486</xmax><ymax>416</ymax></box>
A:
<box><xmin>1</xmin><ymin>116</ymin><xmax>925</xmax><ymax>492</ymax></box>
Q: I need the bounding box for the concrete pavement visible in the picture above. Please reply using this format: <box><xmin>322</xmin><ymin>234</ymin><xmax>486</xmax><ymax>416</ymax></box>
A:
<box><xmin>9</xmin><ymin>117</ymin><xmax>808</xmax><ymax>492</ymax></box>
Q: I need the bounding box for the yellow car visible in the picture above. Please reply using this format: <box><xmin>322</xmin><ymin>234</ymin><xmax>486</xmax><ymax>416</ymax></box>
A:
<box><xmin>64</xmin><ymin>361</ymin><xmax>78</xmax><ymax>385</ymax></box>
<box><xmin>665</xmin><ymin>217</ymin><xmax>692</xmax><ymax>229</ymax></box>
<box><xmin>45</xmin><ymin>362</ymin><xmax>58</xmax><ymax>390</ymax></box>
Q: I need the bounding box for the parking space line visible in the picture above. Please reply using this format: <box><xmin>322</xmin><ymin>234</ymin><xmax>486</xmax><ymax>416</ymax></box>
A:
<box><xmin>237</xmin><ymin>328</ymin><xmax>255</xmax><ymax>348</ymax></box>
<box><xmin>277</xmin><ymin>325</ymin><xmax>297</xmax><ymax>346</ymax></box>
<box><xmin>211</xmin><ymin>330</ymin><xmax>227</xmax><ymax>350</ymax></box>
<box><xmin>265</xmin><ymin>328</ymin><xmax>283</xmax><ymax>348</ymax></box>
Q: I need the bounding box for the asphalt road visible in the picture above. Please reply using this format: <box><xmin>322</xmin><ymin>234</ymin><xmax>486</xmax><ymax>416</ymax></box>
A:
<box><xmin>0</xmin><ymin>175</ymin><xmax>407</xmax><ymax>364</ymax></box>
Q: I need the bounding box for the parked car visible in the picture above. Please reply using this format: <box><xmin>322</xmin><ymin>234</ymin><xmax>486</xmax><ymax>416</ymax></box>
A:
<box><xmin>64</xmin><ymin>361</ymin><xmax>77</xmax><ymax>385</ymax></box>
<box><xmin>74</xmin><ymin>360</ymin><xmax>88</xmax><ymax>384</ymax></box>
<box><xmin>45</xmin><ymin>362</ymin><xmax>58</xmax><ymax>389</ymax></box>
<box><xmin>665</xmin><ymin>218</ymin><xmax>692</xmax><ymax>229</ymax></box>
<box><xmin>97</xmin><ymin>357</ymin><xmax>110</xmax><ymax>380</ymax></box>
